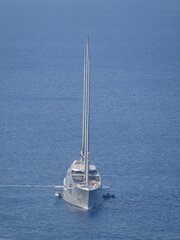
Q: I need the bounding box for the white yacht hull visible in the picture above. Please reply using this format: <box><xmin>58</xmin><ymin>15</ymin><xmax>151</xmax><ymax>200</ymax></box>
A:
<box><xmin>63</xmin><ymin>185</ymin><xmax>102</xmax><ymax>210</ymax></box>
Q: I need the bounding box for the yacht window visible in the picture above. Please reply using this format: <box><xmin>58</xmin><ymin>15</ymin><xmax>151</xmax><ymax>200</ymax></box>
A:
<box><xmin>89</xmin><ymin>176</ymin><xmax>99</xmax><ymax>181</ymax></box>
<box><xmin>89</xmin><ymin>170</ymin><xmax>97</xmax><ymax>175</ymax></box>
<box><xmin>72</xmin><ymin>170</ymin><xmax>83</xmax><ymax>174</ymax></box>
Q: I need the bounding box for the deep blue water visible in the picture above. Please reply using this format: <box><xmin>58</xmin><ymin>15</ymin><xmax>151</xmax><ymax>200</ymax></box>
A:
<box><xmin>0</xmin><ymin>0</ymin><xmax>180</xmax><ymax>239</ymax></box>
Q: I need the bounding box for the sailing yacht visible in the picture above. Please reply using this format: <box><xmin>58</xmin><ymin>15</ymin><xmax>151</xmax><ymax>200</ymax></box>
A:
<box><xmin>63</xmin><ymin>40</ymin><xmax>102</xmax><ymax>210</ymax></box>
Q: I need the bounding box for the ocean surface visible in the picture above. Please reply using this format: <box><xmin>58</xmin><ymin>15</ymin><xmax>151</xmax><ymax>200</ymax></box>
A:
<box><xmin>0</xmin><ymin>0</ymin><xmax>180</xmax><ymax>239</ymax></box>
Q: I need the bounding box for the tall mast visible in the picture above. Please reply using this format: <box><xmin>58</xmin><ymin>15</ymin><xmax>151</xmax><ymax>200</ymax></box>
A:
<box><xmin>81</xmin><ymin>39</ymin><xmax>90</xmax><ymax>186</ymax></box>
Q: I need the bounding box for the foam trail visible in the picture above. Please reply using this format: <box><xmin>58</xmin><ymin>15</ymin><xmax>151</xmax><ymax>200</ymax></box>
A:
<box><xmin>0</xmin><ymin>184</ymin><xmax>63</xmax><ymax>189</ymax></box>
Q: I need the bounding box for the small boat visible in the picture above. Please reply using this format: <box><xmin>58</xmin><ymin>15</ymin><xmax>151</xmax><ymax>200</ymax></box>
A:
<box><xmin>63</xmin><ymin>40</ymin><xmax>103</xmax><ymax>210</ymax></box>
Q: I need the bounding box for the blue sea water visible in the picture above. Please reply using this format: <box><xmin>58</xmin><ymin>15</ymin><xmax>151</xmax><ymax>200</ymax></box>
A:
<box><xmin>0</xmin><ymin>0</ymin><xmax>180</xmax><ymax>239</ymax></box>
